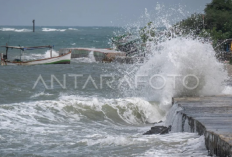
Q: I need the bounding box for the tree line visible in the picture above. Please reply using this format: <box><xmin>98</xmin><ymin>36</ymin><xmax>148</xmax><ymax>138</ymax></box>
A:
<box><xmin>178</xmin><ymin>0</ymin><xmax>232</xmax><ymax>46</ymax></box>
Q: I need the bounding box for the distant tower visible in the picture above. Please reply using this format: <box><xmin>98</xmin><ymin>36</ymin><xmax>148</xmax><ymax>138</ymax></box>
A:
<box><xmin>32</xmin><ymin>19</ymin><xmax>35</xmax><ymax>32</ymax></box>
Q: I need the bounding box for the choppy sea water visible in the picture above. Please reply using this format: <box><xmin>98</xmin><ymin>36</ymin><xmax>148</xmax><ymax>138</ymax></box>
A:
<box><xmin>0</xmin><ymin>26</ymin><xmax>227</xmax><ymax>157</ymax></box>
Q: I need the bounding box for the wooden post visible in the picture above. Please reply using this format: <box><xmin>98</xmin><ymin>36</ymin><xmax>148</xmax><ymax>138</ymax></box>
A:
<box><xmin>50</xmin><ymin>47</ymin><xmax>52</xmax><ymax>58</ymax></box>
<box><xmin>20</xmin><ymin>50</ymin><xmax>22</xmax><ymax>61</ymax></box>
<box><xmin>32</xmin><ymin>20</ymin><xmax>35</xmax><ymax>32</ymax></box>
<box><xmin>6</xmin><ymin>47</ymin><xmax>8</xmax><ymax>59</ymax></box>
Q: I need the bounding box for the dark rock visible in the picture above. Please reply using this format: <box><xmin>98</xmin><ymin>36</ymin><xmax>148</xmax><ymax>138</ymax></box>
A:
<box><xmin>143</xmin><ymin>125</ymin><xmax>172</xmax><ymax>135</ymax></box>
<box><xmin>160</xmin><ymin>126</ymin><xmax>172</xmax><ymax>135</ymax></box>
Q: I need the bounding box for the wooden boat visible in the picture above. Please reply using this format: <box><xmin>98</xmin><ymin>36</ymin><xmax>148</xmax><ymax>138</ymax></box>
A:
<box><xmin>59</xmin><ymin>48</ymin><xmax>126</xmax><ymax>62</ymax></box>
<box><xmin>1</xmin><ymin>45</ymin><xmax>71</xmax><ymax>65</ymax></box>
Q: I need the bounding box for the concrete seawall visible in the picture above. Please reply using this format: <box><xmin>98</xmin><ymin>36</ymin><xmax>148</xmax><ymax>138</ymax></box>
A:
<box><xmin>173</xmin><ymin>95</ymin><xmax>232</xmax><ymax>157</ymax></box>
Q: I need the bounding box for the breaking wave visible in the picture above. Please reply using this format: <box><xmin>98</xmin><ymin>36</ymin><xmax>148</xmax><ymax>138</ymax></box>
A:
<box><xmin>72</xmin><ymin>51</ymin><xmax>96</xmax><ymax>63</ymax></box>
<box><xmin>0</xmin><ymin>95</ymin><xmax>163</xmax><ymax>126</ymax></box>
<box><xmin>41</xmin><ymin>28</ymin><xmax>78</xmax><ymax>32</ymax></box>
<box><xmin>42</xmin><ymin>28</ymin><xmax>66</xmax><ymax>32</ymax></box>
<box><xmin>0</xmin><ymin>94</ymin><xmax>208</xmax><ymax>156</ymax></box>
<box><xmin>19</xmin><ymin>50</ymin><xmax>59</xmax><ymax>61</ymax></box>
<box><xmin>44</xmin><ymin>49</ymin><xmax>59</xmax><ymax>58</ymax></box>
<box><xmin>136</xmin><ymin>38</ymin><xmax>227</xmax><ymax>108</ymax></box>
<box><xmin>0</xmin><ymin>28</ymin><xmax>32</xmax><ymax>32</ymax></box>
<box><xmin>68</xmin><ymin>28</ymin><xmax>78</xmax><ymax>31</ymax></box>
<box><xmin>116</xmin><ymin>9</ymin><xmax>229</xmax><ymax>111</ymax></box>
<box><xmin>0</xmin><ymin>27</ymin><xmax>78</xmax><ymax>32</ymax></box>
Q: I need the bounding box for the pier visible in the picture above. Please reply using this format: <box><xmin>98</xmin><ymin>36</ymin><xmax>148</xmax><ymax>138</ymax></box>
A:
<box><xmin>173</xmin><ymin>95</ymin><xmax>232</xmax><ymax>157</ymax></box>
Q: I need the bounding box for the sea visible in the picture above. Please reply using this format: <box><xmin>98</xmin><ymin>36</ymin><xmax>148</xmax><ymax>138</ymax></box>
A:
<box><xmin>0</xmin><ymin>26</ymin><xmax>230</xmax><ymax>157</ymax></box>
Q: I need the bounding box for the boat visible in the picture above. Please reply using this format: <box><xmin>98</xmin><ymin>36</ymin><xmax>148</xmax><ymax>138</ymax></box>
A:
<box><xmin>1</xmin><ymin>45</ymin><xmax>71</xmax><ymax>65</ymax></box>
<box><xmin>59</xmin><ymin>47</ymin><xmax>126</xmax><ymax>62</ymax></box>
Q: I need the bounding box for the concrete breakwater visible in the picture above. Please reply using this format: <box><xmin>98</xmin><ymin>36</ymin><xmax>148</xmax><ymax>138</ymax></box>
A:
<box><xmin>171</xmin><ymin>95</ymin><xmax>232</xmax><ymax>157</ymax></box>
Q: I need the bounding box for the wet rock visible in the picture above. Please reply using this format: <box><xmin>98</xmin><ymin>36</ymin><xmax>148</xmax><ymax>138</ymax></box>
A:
<box><xmin>143</xmin><ymin>125</ymin><xmax>172</xmax><ymax>135</ymax></box>
<box><xmin>160</xmin><ymin>126</ymin><xmax>172</xmax><ymax>135</ymax></box>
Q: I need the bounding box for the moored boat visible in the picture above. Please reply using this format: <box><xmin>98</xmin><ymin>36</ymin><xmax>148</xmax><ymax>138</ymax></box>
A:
<box><xmin>59</xmin><ymin>47</ymin><xmax>125</xmax><ymax>62</ymax></box>
<box><xmin>1</xmin><ymin>45</ymin><xmax>71</xmax><ymax>65</ymax></box>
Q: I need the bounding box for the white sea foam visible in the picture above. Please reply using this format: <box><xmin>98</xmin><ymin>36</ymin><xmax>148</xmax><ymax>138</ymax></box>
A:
<box><xmin>72</xmin><ymin>57</ymin><xmax>94</xmax><ymax>63</ymax></box>
<box><xmin>222</xmin><ymin>86</ymin><xmax>232</xmax><ymax>95</ymax></box>
<box><xmin>30</xmin><ymin>92</ymin><xmax>53</xmax><ymax>98</ymax></box>
<box><xmin>42</xmin><ymin>28</ymin><xmax>66</xmax><ymax>32</ymax></box>
<box><xmin>82</xmin><ymin>135</ymin><xmax>132</xmax><ymax>146</ymax></box>
<box><xmin>44</xmin><ymin>50</ymin><xmax>59</xmax><ymax>58</ymax></box>
<box><xmin>59</xmin><ymin>29</ymin><xmax>66</xmax><ymax>32</ymax></box>
<box><xmin>20</xmin><ymin>53</ymin><xmax>43</xmax><ymax>61</ymax></box>
<box><xmin>68</xmin><ymin>28</ymin><xmax>78</xmax><ymax>31</ymax></box>
<box><xmin>14</xmin><ymin>29</ymin><xmax>31</xmax><ymax>32</ymax></box>
<box><xmin>142</xmin><ymin>134</ymin><xmax>208</xmax><ymax>157</ymax></box>
<box><xmin>20</xmin><ymin>50</ymin><xmax>59</xmax><ymax>61</ymax></box>
<box><xmin>0</xmin><ymin>28</ymin><xmax>31</xmax><ymax>32</ymax></box>
<box><xmin>1</xmin><ymin>28</ymin><xmax>15</xmax><ymax>31</ymax></box>
<box><xmin>72</xmin><ymin>51</ymin><xmax>96</xmax><ymax>63</ymax></box>
<box><xmin>78</xmin><ymin>132</ymin><xmax>208</xmax><ymax>156</ymax></box>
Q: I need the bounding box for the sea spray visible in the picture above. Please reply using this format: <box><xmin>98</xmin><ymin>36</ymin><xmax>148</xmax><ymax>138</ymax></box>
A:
<box><xmin>115</xmin><ymin>8</ymin><xmax>228</xmax><ymax>114</ymax></box>
<box><xmin>115</xmin><ymin>38</ymin><xmax>227</xmax><ymax>114</ymax></box>
<box><xmin>137</xmin><ymin>38</ymin><xmax>227</xmax><ymax>106</ymax></box>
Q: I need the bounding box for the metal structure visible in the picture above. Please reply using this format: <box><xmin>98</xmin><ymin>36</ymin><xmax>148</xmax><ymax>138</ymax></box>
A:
<box><xmin>0</xmin><ymin>45</ymin><xmax>71</xmax><ymax>65</ymax></box>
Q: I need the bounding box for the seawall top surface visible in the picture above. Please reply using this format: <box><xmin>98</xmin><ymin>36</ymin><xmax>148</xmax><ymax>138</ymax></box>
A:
<box><xmin>173</xmin><ymin>95</ymin><xmax>232</xmax><ymax>145</ymax></box>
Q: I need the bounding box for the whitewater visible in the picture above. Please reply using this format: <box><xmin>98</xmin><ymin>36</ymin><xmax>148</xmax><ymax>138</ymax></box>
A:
<box><xmin>0</xmin><ymin>11</ymin><xmax>230</xmax><ymax>156</ymax></box>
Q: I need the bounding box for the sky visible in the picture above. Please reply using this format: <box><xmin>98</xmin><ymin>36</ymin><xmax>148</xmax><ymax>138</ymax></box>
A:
<box><xmin>0</xmin><ymin>0</ymin><xmax>212</xmax><ymax>26</ymax></box>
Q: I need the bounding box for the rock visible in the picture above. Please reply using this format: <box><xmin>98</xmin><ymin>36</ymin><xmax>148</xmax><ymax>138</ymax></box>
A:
<box><xmin>160</xmin><ymin>126</ymin><xmax>172</xmax><ymax>135</ymax></box>
<box><xmin>143</xmin><ymin>125</ymin><xmax>172</xmax><ymax>135</ymax></box>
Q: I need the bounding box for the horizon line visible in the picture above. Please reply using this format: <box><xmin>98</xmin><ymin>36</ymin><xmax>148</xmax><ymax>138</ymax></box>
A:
<box><xmin>0</xmin><ymin>25</ymin><xmax>125</xmax><ymax>27</ymax></box>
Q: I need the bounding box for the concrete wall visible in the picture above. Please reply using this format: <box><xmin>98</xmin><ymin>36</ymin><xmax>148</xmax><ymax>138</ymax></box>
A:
<box><xmin>172</xmin><ymin>96</ymin><xmax>232</xmax><ymax>157</ymax></box>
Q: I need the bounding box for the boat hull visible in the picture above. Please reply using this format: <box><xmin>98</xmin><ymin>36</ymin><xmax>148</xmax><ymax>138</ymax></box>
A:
<box><xmin>1</xmin><ymin>51</ymin><xmax>71</xmax><ymax>66</ymax></box>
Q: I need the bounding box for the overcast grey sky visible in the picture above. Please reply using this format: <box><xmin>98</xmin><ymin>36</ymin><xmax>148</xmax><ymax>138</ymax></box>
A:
<box><xmin>0</xmin><ymin>0</ymin><xmax>212</xmax><ymax>26</ymax></box>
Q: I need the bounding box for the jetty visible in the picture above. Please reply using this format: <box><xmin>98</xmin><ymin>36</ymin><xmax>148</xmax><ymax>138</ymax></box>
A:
<box><xmin>173</xmin><ymin>95</ymin><xmax>232</xmax><ymax>157</ymax></box>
